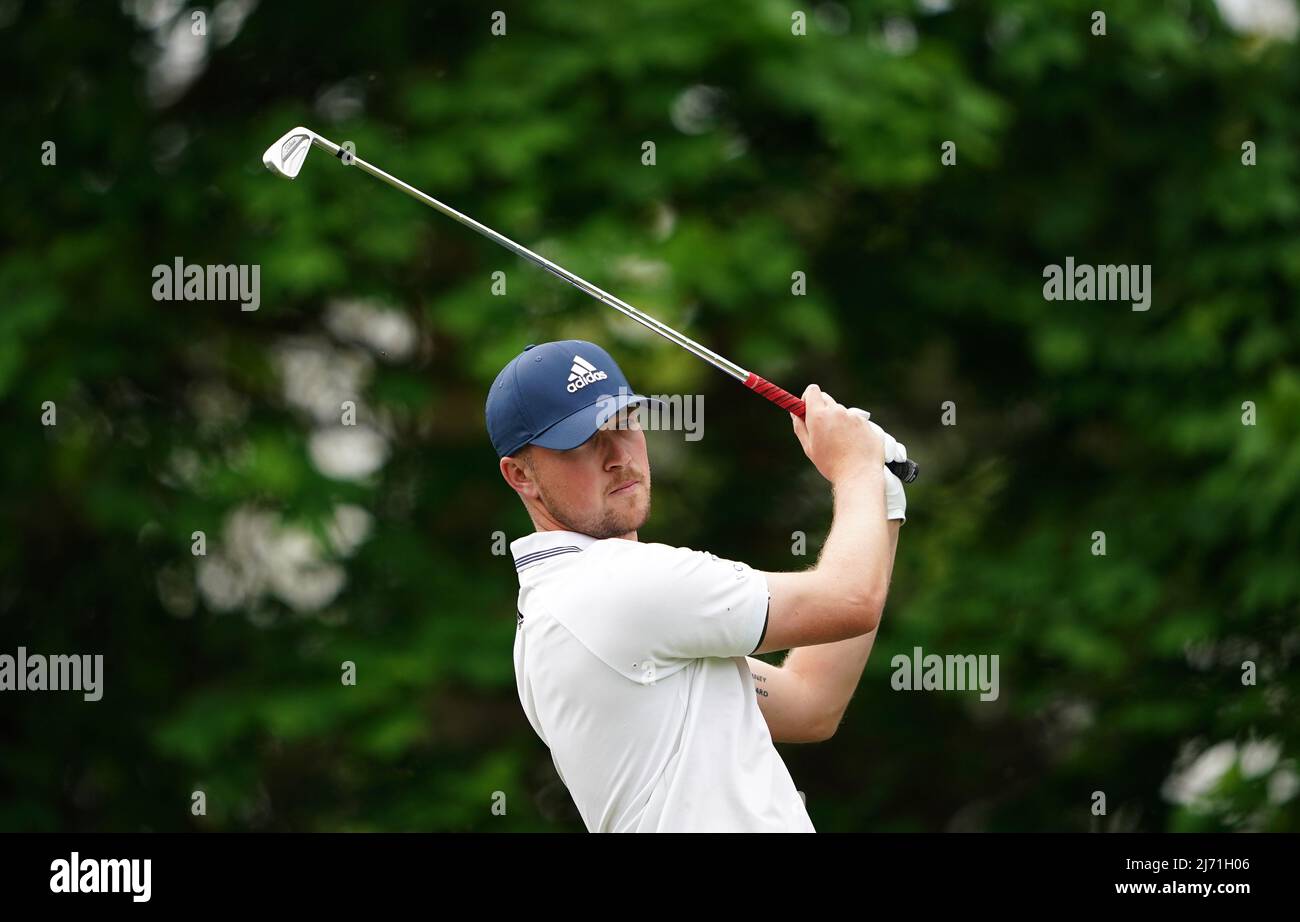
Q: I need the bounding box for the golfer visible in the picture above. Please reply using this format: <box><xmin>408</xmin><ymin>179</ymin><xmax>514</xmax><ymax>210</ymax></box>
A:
<box><xmin>487</xmin><ymin>340</ymin><xmax>905</xmax><ymax>832</ymax></box>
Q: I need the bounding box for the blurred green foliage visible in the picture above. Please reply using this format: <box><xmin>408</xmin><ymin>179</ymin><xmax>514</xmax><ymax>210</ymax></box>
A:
<box><xmin>0</xmin><ymin>0</ymin><xmax>1297</xmax><ymax>832</ymax></box>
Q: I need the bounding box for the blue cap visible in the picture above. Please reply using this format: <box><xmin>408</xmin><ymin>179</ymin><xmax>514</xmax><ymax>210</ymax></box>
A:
<box><xmin>486</xmin><ymin>340</ymin><xmax>664</xmax><ymax>458</ymax></box>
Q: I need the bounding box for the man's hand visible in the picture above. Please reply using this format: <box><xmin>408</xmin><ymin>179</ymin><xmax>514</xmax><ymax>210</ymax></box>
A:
<box><xmin>790</xmin><ymin>384</ymin><xmax>884</xmax><ymax>484</ymax></box>
<box><xmin>848</xmin><ymin>408</ymin><xmax>906</xmax><ymax>465</ymax></box>
<box><xmin>849</xmin><ymin>408</ymin><xmax>907</xmax><ymax>523</ymax></box>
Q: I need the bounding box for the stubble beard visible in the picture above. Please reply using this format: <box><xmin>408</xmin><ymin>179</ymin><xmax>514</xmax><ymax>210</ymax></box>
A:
<box><xmin>538</xmin><ymin>477</ymin><xmax>652</xmax><ymax>540</ymax></box>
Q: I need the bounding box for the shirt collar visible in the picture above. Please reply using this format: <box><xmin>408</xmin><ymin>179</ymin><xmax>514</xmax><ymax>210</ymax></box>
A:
<box><xmin>510</xmin><ymin>530</ymin><xmax>600</xmax><ymax>573</ymax></box>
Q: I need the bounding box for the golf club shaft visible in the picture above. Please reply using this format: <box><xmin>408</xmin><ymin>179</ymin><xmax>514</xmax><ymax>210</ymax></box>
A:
<box><xmin>310</xmin><ymin>135</ymin><xmax>918</xmax><ymax>482</ymax></box>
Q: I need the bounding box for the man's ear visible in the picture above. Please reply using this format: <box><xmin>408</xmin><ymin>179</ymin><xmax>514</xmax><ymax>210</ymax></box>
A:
<box><xmin>500</xmin><ymin>451</ymin><xmax>538</xmax><ymax>498</ymax></box>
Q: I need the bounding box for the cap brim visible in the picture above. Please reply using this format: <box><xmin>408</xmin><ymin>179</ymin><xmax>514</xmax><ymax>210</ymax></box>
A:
<box><xmin>529</xmin><ymin>393</ymin><xmax>667</xmax><ymax>451</ymax></box>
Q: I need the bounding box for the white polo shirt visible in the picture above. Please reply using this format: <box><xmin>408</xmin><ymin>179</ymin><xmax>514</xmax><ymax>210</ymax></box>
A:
<box><xmin>510</xmin><ymin>529</ymin><xmax>816</xmax><ymax>833</ymax></box>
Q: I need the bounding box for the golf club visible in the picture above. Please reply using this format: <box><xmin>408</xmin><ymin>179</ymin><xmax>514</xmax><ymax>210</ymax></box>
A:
<box><xmin>262</xmin><ymin>126</ymin><xmax>918</xmax><ymax>482</ymax></box>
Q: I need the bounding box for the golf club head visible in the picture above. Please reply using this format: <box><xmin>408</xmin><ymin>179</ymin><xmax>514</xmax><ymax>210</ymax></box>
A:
<box><xmin>262</xmin><ymin>127</ymin><xmax>318</xmax><ymax>179</ymax></box>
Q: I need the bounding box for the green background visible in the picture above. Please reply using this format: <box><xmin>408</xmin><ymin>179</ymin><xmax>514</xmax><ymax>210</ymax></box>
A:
<box><xmin>1</xmin><ymin>0</ymin><xmax>1297</xmax><ymax>831</ymax></box>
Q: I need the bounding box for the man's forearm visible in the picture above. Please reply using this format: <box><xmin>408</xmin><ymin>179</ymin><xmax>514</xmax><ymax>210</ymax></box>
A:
<box><xmin>819</xmin><ymin>466</ymin><xmax>892</xmax><ymax>619</ymax></box>
<box><xmin>785</xmin><ymin>520</ymin><xmax>900</xmax><ymax>736</ymax></box>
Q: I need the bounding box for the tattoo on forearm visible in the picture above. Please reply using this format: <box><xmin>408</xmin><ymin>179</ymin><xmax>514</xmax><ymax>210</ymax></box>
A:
<box><xmin>752</xmin><ymin>672</ymin><xmax>769</xmax><ymax>698</ymax></box>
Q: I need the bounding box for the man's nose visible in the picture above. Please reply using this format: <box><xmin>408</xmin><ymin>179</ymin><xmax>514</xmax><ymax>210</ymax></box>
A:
<box><xmin>600</xmin><ymin>433</ymin><xmax>631</xmax><ymax>468</ymax></box>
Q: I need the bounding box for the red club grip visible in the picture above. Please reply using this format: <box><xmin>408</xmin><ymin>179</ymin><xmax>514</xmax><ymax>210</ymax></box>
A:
<box><xmin>743</xmin><ymin>373</ymin><xmax>919</xmax><ymax>483</ymax></box>
<box><xmin>744</xmin><ymin>372</ymin><xmax>807</xmax><ymax>418</ymax></box>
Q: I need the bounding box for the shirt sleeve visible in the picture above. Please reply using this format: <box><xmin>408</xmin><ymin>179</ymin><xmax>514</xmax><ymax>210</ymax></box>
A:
<box><xmin>580</xmin><ymin>541</ymin><xmax>771</xmax><ymax>666</ymax></box>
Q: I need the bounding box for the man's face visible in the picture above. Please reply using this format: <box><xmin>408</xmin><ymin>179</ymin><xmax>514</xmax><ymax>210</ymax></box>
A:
<box><xmin>505</xmin><ymin>405</ymin><xmax>652</xmax><ymax>540</ymax></box>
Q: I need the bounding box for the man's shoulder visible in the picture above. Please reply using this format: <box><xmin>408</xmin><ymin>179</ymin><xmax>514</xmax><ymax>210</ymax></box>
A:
<box><xmin>541</xmin><ymin>541</ymin><xmax>700</xmax><ymax>607</ymax></box>
<box><xmin>574</xmin><ymin>541</ymin><xmax>753</xmax><ymax>607</ymax></box>
<box><xmin>561</xmin><ymin>540</ymin><xmax>675</xmax><ymax>595</ymax></box>
<box><xmin>584</xmin><ymin>538</ymin><xmax>707</xmax><ymax>563</ymax></box>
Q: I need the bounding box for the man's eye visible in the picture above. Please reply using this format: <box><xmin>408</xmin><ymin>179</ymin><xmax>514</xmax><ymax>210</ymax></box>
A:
<box><xmin>594</xmin><ymin>406</ymin><xmax>644</xmax><ymax>435</ymax></box>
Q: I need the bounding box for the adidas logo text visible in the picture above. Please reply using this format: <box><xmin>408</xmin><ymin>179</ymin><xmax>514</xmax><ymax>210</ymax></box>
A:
<box><xmin>566</xmin><ymin>354</ymin><xmax>609</xmax><ymax>393</ymax></box>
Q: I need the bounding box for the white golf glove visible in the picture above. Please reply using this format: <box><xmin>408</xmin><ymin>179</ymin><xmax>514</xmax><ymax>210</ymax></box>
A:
<box><xmin>881</xmin><ymin>465</ymin><xmax>906</xmax><ymax>523</ymax></box>
<box><xmin>849</xmin><ymin>407</ymin><xmax>907</xmax><ymax>523</ymax></box>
